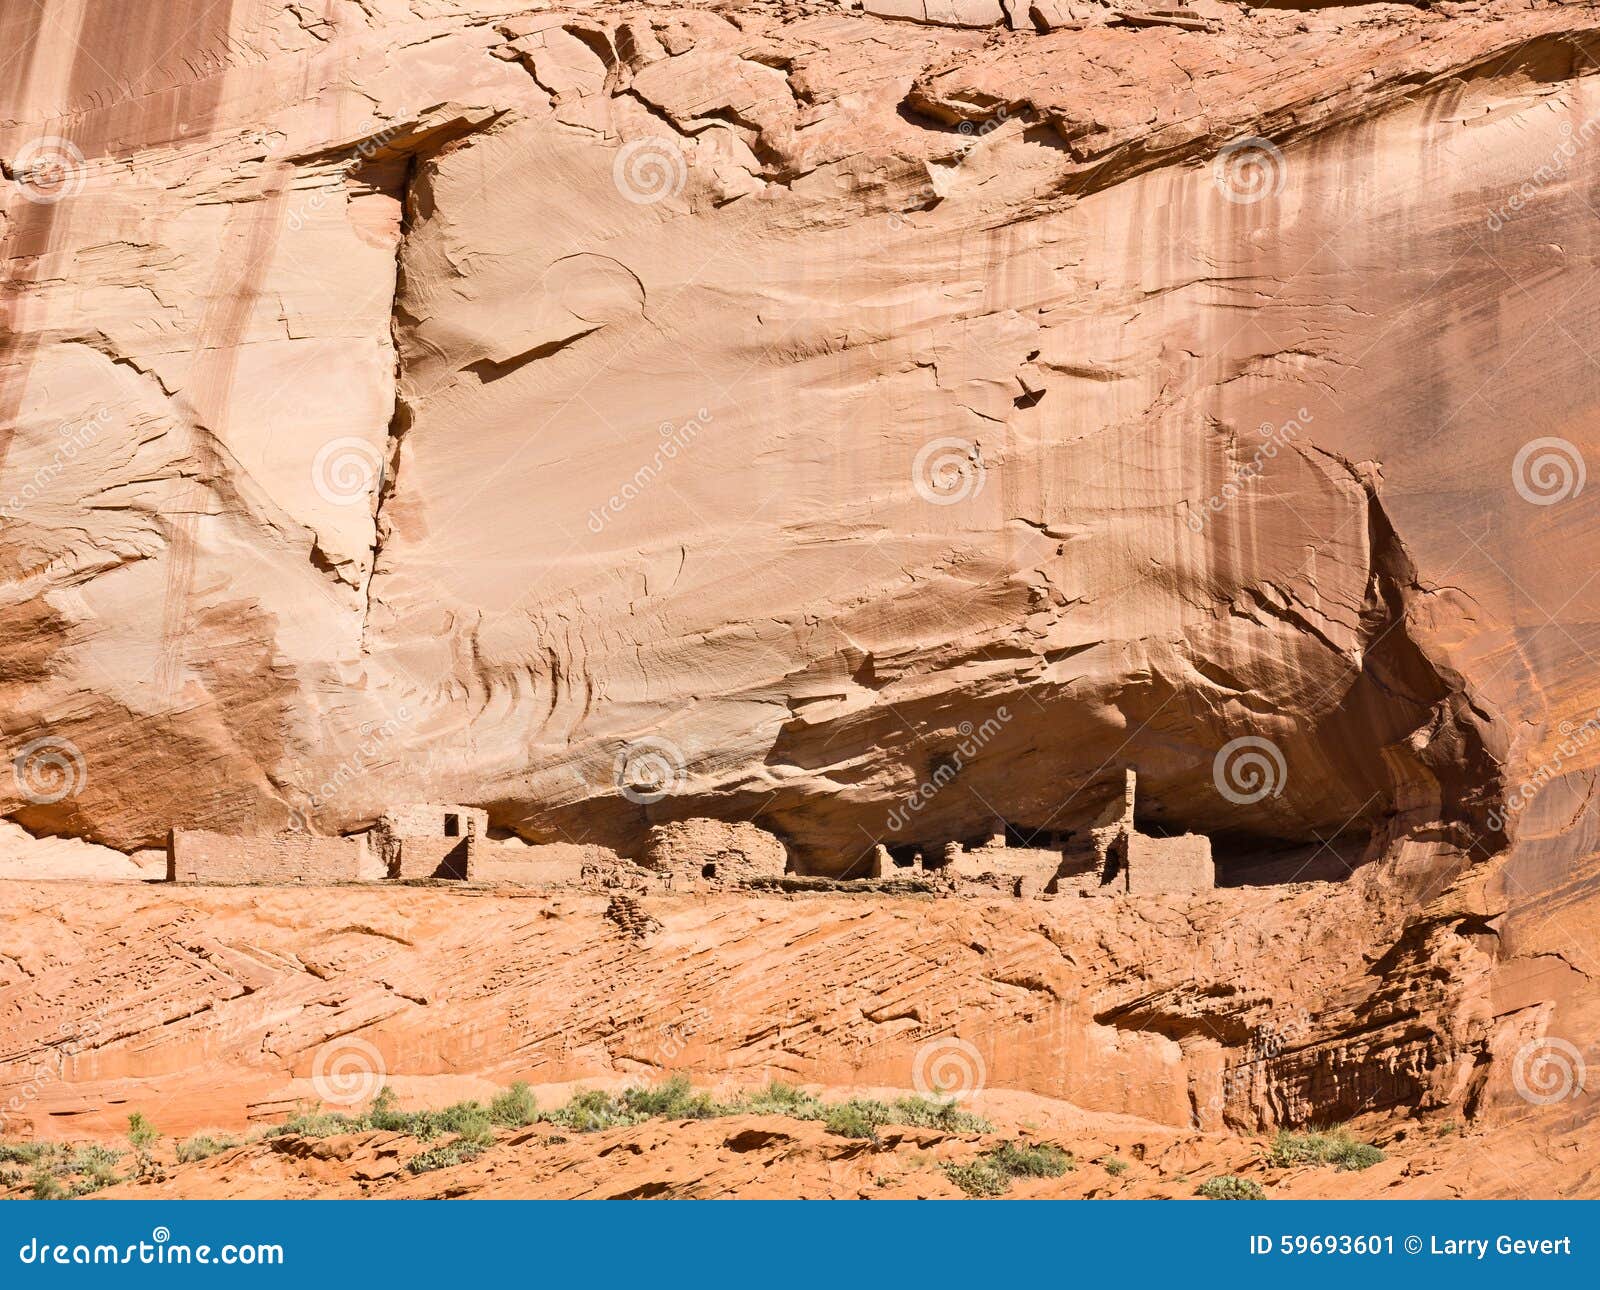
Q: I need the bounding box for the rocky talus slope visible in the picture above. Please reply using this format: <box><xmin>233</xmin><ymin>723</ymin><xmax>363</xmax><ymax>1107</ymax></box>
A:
<box><xmin>0</xmin><ymin>860</ymin><xmax>1595</xmax><ymax>1198</ymax></box>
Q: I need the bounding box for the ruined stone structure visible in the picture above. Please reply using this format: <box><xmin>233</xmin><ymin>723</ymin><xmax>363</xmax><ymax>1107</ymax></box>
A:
<box><xmin>163</xmin><ymin>779</ymin><xmax>1207</xmax><ymax>896</ymax></box>
<box><xmin>640</xmin><ymin>819</ymin><xmax>789</xmax><ymax>887</ymax></box>
<box><xmin>376</xmin><ymin>804</ymin><xmax>486</xmax><ymax>881</ymax></box>
<box><xmin>943</xmin><ymin>840</ymin><xmax>1064</xmax><ymax>898</ymax></box>
<box><xmin>166</xmin><ymin>830</ymin><xmax>365</xmax><ymax>885</ymax></box>
<box><xmin>167</xmin><ymin>803</ymin><xmax>487</xmax><ymax>884</ymax></box>
<box><xmin>1088</xmin><ymin>771</ymin><xmax>1215</xmax><ymax>895</ymax></box>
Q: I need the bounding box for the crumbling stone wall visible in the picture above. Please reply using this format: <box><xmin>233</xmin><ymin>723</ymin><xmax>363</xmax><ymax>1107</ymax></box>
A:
<box><xmin>375</xmin><ymin>804</ymin><xmax>487</xmax><ymax>880</ymax></box>
<box><xmin>943</xmin><ymin>843</ymin><xmax>1064</xmax><ymax>897</ymax></box>
<box><xmin>1123</xmin><ymin>832</ymin><xmax>1215</xmax><ymax>894</ymax></box>
<box><xmin>641</xmin><ymin>819</ymin><xmax>789</xmax><ymax>886</ymax></box>
<box><xmin>167</xmin><ymin>831</ymin><xmax>364</xmax><ymax>884</ymax></box>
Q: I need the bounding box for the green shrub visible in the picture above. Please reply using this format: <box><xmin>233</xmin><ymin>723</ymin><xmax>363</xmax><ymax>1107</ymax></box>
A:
<box><xmin>943</xmin><ymin>1140</ymin><xmax>1073</xmax><ymax>1197</ymax></box>
<box><xmin>268</xmin><ymin>1109</ymin><xmax>359</xmax><ymax>1139</ymax></box>
<box><xmin>622</xmin><ymin>1075</ymin><xmax>720</xmax><ymax>1121</ymax></box>
<box><xmin>1198</xmin><ymin>1174</ymin><xmax>1265</xmax><ymax>1199</ymax></box>
<box><xmin>735</xmin><ymin>1082</ymin><xmax>823</xmax><ymax>1119</ymax></box>
<box><xmin>944</xmin><ymin>1158</ymin><xmax>1010</xmax><ymax>1197</ymax></box>
<box><xmin>66</xmin><ymin>1152</ymin><xmax>123</xmax><ymax>1203</ymax></box>
<box><xmin>260</xmin><ymin>1076</ymin><xmax>995</xmax><ymax>1150</ymax></box>
<box><xmin>29</xmin><ymin>1169</ymin><xmax>64</xmax><ymax>1200</ymax></box>
<box><xmin>1268</xmin><ymin>1128</ymin><xmax>1385</xmax><ymax>1172</ymax></box>
<box><xmin>406</xmin><ymin>1139</ymin><xmax>487</xmax><ymax>1175</ymax></box>
<box><xmin>70</xmin><ymin>1158</ymin><xmax>122</xmax><ymax>1196</ymax></box>
<box><xmin>990</xmin><ymin>1141</ymin><xmax>1072</xmax><ymax>1177</ymax></box>
<box><xmin>488</xmin><ymin>1082</ymin><xmax>539</xmax><ymax>1127</ymax></box>
<box><xmin>126</xmin><ymin>1113</ymin><xmax>159</xmax><ymax>1150</ymax></box>
<box><xmin>886</xmin><ymin>1095</ymin><xmax>992</xmax><ymax>1134</ymax></box>
<box><xmin>1101</xmin><ymin>1156</ymin><xmax>1129</xmax><ymax>1177</ymax></box>
<box><xmin>541</xmin><ymin>1088</ymin><xmax>635</xmax><ymax>1133</ymax></box>
<box><xmin>823</xmin><ymin>1099</ymin><xmax>894</xmax><ymax>1139</ymax></box>
<box><xmin>0</xmin><ymin>1142</ymin><xmax>60</xmax><ymax>1166</ymax></box>
<box><xmin>175</xmin><ymin>1134</ymin><xmax>237</xmax><ymax>1164</ymax></box>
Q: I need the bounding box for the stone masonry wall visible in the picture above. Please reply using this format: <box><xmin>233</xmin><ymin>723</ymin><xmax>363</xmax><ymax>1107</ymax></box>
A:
<box><xmin>390</xmin><ymin>835</ymin><xmax>474</xmax><ymax>880</ymax></box>
<box><xmin>167</xmin><ymin>831</ymin><xmax>364</xmax><ymax>884</ymax></box>
<box><xmin>1124</xmin><ymin>832</ymin><xmax>1214</xmax><ymax>894</ymax></box>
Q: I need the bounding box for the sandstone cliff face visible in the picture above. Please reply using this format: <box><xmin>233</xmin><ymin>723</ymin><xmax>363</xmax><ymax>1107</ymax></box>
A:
<box><xmin>7</xmin><ymin>0</ymin><xmax>1577</xmax><ymax>874</ymax></box>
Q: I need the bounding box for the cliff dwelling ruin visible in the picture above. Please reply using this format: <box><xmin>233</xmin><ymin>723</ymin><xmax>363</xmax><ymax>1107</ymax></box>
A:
<box><xmin>162</xmin><ymin>773</ymin><xmax>1217</xmax><ymax>898</ymax></box>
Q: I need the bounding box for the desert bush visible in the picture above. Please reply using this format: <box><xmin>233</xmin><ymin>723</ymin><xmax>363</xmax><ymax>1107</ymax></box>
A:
<box><xmin>269</xmin><ymin>1109</ymin><xmax>360</xmax><ymax>1139</ymax></box>
<box><xmin>989</xmin><ymin>1141</ymin><xmax>1072</xmax><ymax>1177</ymax></box>
<box><xmin>733</xmin><ymin>1081</ymin><xmax>824</xmax><ymax>1119</ymax></box>
<box><xmin>0</xmin><ymin>1142</ymin><xmax>61</xmax><ymax>1166</ymax></box>
<box><xmin>541</xmin><ymin>1088</ymin><xmax>635</xmax><ymax>1133</ymax></box>
<box><xmin>70</xmin><ymin>1155</ymin><xmax>123</xmax><ymax>1196</ymax></box>
<box><xmin>488</xmin><ymin>1082</ymin><xmax>539</xmax><ymax>1127</ymax></box>
<box><xmin>943</xmin><ymin>1157</ymin><xmax>1009</xmax><ymax>1197</ymax></box>
<box><xmin>406</xmin><ymin>1139</ymin><xmax>487</xmax><ymax>1175</ymax></box>
<box><xmin>1100</xmin><ymin>1156</ymin><xmax>1129</xmax><ymax>1176</ymax></box>
<box><xmin>943</xmin><ymin>1140</ymin><xmax>1072</xmax><ymax>1197</ymax></box>
<box><xmin>621</xmin><ymin>1075</ymin><xmax>720</xmax><ymax>1121</ymax></box>
<box><xmin>29</xmin><ymin>1169</ymin><xmax>64</xmax><ymax>1200</ymax></box>
<box><xmin>886</xmin><ymin>1095</ymin><xmax>992</xmax><ymax>1134</ymax></box>
<box><xmin>175</xmin><ymin>1134</ymin><xmax>238</xmax><ymax>1164</ymax></box>
<box><xmin>823</xmin><ymin>1098</ymin><xmax>894</xmax><ymax>1139</ymax></box>
<box><xmin>1268</xmin><ymin>1128</ymin><xmax>1385</xmax><ymax>1172</ymax></box>
<box><xmin>1198</xmin><ymin>1174</ymin><xmax>1265</xmax><ymax>1199</ymax></box>
<box><xmin>126</xmin><ymin>1113</ymin><xmax>159</xmax><ymax>1149</ymax></box>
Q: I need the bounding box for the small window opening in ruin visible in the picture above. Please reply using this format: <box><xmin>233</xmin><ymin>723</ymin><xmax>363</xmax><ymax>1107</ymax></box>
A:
<box><xmin>701</xmin><ymin>862</ymin><xmax>717</xmax><ymax>879</ymax></box>
<box><xmin>444</xmin><ymin>813</ymin><xmax>460</xmax><ymax>837</ymax></box>
<box><xmin>887</xmin><ymin>844</ymin><xmax>921</xmax><ymax>869</ymax></box>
